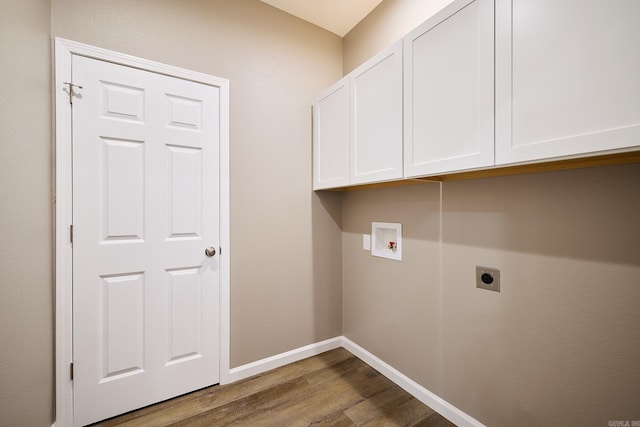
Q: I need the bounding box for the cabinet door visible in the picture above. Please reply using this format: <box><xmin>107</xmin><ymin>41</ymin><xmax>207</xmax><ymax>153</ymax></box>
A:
<box><xmin>404</xmin><ymin>0</ymin><xmax>494</xmax><ymax>178</ymax></box>
<box><xmin>313</xmin><ymin>77</ymin><xmax>350</xmax><ymax>190</ymax></box>
<box><xmin>496</xmin><ymin>0</ymin><xmax>640</xmax><ymax>165</ymax></box>
<box><xmin>350</xmin><ymin>40</ymin><xmax>403</xmax><ymax>185</ymax></box>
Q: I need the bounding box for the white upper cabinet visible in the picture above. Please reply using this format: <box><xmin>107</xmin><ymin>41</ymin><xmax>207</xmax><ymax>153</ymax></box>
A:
<box><xmin>404</xmin><ymin>0</ymin><xmax>494</xmax><ymax>178</ymax></box>
<box><xmin>350</xmin><ymin>39</ymin><xmax>403</xmax><ymax>185</ymax></box>
<box><xmin>314</xmin><ymin>0</ymin><xmax>640</xmax><ymax>189</ymax></box>
<box><xmin>313</xmin><ymin>40</ymin><xmax>403</xmax><ymax>190</ymax></box>
<box><xmin>313</xmin><ymin>77</ymin><xmax>350</xmax><ymax>190</ymax></box>
<box><xmin>495</xmin><ymin>0</ymin><xmax>640</xmax><ymax>165</ymax></box>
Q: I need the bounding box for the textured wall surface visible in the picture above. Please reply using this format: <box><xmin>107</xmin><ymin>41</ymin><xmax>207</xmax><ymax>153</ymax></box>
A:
<box><xmin>51</xmin><ymin>0</ymin><xmax>344</xmax><ymax>370</ymax></box>
<box><xmin>342</xmin><ymin>0</ymin><xmax>640</xmax><ymax>424</ymax></box>
<box><xmin>1</xmin><ymin>1</ymin><xmax>343</xmax><ymax>424</ymax></box>
<box><xmin>342</xmin><ymin>184</ymin><xmax>442</xmax><ymax>388</ymax></box>
<box><xmin>342</xmin><ymin>165</ymin><xmax>640</xmax><ymax>426</ymax></box>
<box><xmin>343</xmin><ymin>0</ymin><xmax>454</xmax><ymax>73</ymax></box>
<box><xmin>0</xmin><ymin>0</ymin><xmax>53</xmax><ymax>425</ymax></box>
<box><xmin>4</xmin><ymin>0</ymin><xmax>638</xmax><ymax>425</ymax></box>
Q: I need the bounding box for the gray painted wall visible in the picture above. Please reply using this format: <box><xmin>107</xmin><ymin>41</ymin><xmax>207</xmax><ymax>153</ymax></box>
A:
<box><xmin>51</xmin><ymin>0</ymin><xmax>345</xmax><ymax>369</ymax></box>
<box><xmin>1</xmin><ymin>0</ymin><xmax>638</xmax><ymax>425</ymax></box>
<box><xmin>0</xmin><ymin>0</ymin><xmax>53</xmax><ymax>425</ymax></box>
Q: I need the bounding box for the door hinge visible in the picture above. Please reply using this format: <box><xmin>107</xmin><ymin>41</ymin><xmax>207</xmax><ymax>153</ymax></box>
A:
<box><xmin>70</xmin><ymin>362</ymin><xmax>74</xmax><ymax>381</ymax></box>
<box><xmin>70</xmin><ymin>224</ymin><xmax>74</xmax><ymax>243</ymax></box>
<box><xmin>310</xmin><ymin>104</ymin><xmax>314</xmax><ymax>139</ymax></box>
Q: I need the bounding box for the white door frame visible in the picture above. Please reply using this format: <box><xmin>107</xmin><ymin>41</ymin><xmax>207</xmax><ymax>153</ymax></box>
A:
<box><xmin>54</xmin><ymin>38</ymin><xmax>230</xmax><ymax>427</ymax></box>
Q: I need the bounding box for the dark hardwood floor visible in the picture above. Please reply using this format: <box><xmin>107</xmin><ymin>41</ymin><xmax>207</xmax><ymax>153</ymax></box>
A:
<box><xmin>92</xmin><ymin>348</ymin><xmax>456</xmax><ymax>427</ymax></box>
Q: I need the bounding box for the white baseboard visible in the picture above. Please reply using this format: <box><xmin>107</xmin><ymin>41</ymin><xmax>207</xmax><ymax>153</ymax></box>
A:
<box><xmin>341</xmin><ymin>337</ymin><xmax>485</xmax><ymax>427</ymax></box>
<box><xmin>57</xmin><ymin>336</ymin><xmax>481</xmax><ymax>426</ymax></box>
<box><xmin>225</xmin><ymin>336</ymin><xmax>343</xmax><ymax>384</ymax></box>
<box><xmin>225</xmin><ymin>336</ymin><xmax>483</xmax><ymax>427</ymax></box>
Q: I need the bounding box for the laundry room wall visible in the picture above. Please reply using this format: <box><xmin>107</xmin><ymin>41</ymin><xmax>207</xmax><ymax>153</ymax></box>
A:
<box><xmin>341</xmin><ymin>0</ymin><xmax>640</xmax><ymax>425</ymax></box>
<box><xmin>0</xmin><ymin>0</ymin><xmax>53</xmax><ymax>425</ymax></box>
<box><xmin>51</xmin><ymin>0</ymin><xmax>344</xmax><ymax>370</ymax></box>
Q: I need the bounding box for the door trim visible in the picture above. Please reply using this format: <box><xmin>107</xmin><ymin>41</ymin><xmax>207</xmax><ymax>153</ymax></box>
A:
<box><xmin>54</xmin><ymin>38</ymin><xmax>230</xmax><ymax>427</ymax></box>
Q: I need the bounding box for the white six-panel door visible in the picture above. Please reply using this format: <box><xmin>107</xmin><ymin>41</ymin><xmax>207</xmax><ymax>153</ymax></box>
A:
<box><xmin>72</xmin><ymin>55</ymin><xmax>220</xmax><ymax>425</ymax></box>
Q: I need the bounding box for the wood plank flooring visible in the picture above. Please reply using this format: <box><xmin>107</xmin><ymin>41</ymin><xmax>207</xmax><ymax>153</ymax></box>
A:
<box><xmin>91</xmin><ymin>348</ymin><xmax>456</xmax><ymax>427</ymax></box>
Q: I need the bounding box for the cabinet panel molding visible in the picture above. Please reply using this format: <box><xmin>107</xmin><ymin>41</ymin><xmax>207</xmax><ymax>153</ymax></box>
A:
<box><xmin>313</xmin><ymin>77</ymin><xmax>350</xmax><ymax>190</ymax></box>
<box><xmin>404</xmin><ymin>0</ymin><xmax>494</xmax><ymax>178</ymax></box>
<box><xmin>495</xmin><ymin>0</ymin><xmax>640</xmax><ymax>165</ymax></box>
<box><xmin>350</xmin><ymin>39</ymin><xmax>404</xmax><ymax>185</ymax></box>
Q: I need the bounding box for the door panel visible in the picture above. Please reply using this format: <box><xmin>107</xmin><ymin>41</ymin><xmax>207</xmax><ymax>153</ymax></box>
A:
<box><xmin>313</xmin><ymin>77</ymin><xmax>350</xmax><ymax>190</ymax></box>
<box><xmin>101</xmin><ymin>272</ymin><xmax>145</xmax><ymax>380</ymax></box>
<box><xmin>102</xmin><ymin>137</ymin><xmax>145</xmax><ymax>241</ymax></box>
<box><xmin>404</xmin><ymin>0</ymin><xmax>494</xmax><ymax>177</ymax></box>
<box><xmin>350</xmin><ymin>39</ymin><xmax>403</xmax><ymax>184</ymax></box>
<box><xmin>72</xmin><ymin>55</ymin><xmax>220</xmax><ymax>426</ymax></box>
<box><xmin>167</xmin><ymin>145</ymin><xmax>202</xmax><ymax>238</ymax></box>
<box><xmin>167</xmin><ymin>267</ymin><xmax>204</xmax><ymax>363</ymax></box>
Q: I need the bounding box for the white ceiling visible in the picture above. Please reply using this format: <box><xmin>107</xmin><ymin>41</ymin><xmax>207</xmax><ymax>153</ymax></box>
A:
<box><xmin>259</xmin><ymin>0</ymin><xmax>384</xmax><ymax>37</ymax></box>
